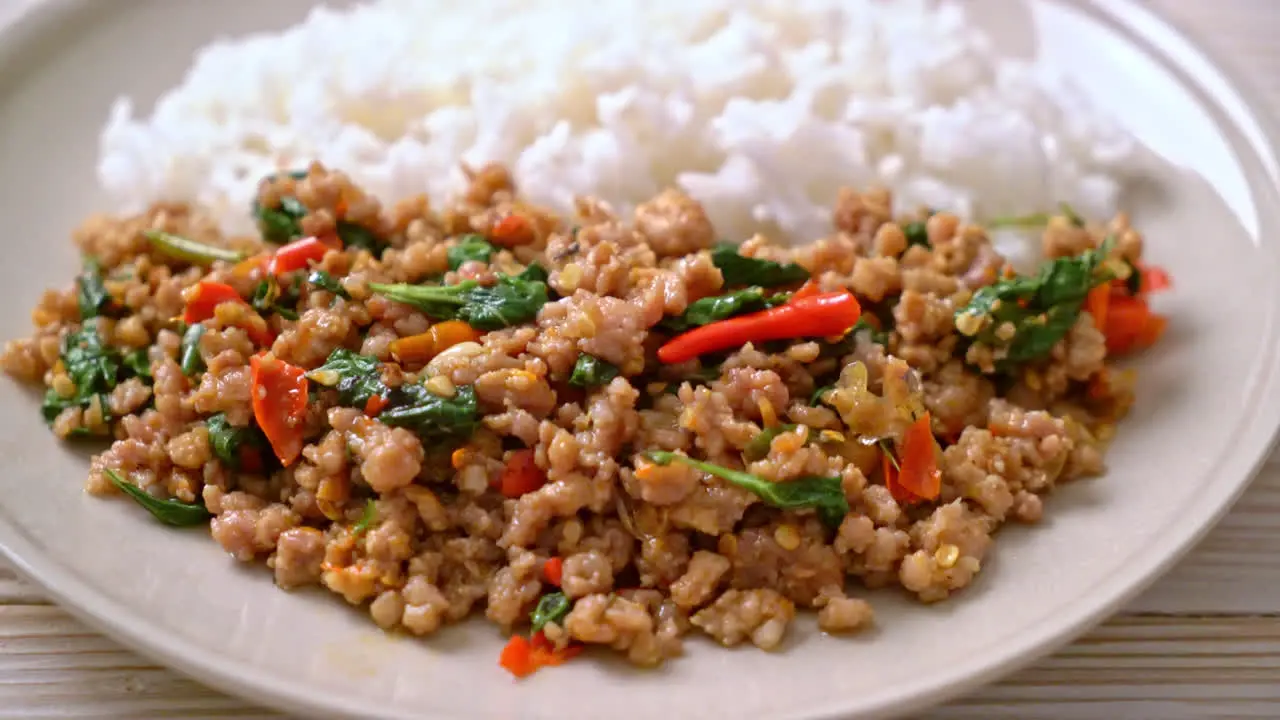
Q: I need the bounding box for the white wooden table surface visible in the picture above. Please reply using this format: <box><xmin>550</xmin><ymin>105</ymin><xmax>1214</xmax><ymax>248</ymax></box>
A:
<box><xmin>2</xmin><ymin>0</ymin><xmax>1279</xmax><ymax>718</ymax></box>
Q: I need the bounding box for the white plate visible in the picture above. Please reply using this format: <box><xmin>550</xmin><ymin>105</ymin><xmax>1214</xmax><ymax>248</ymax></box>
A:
<box><xmin>1</xmin><ymin>1</ymin><xmax>1278</xmax><ymax>719</ymax></box>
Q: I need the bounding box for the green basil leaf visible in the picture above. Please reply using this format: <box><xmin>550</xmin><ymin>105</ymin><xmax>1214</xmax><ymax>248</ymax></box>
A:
<box><xmin>104</xmin><ymin>468</ymin><xmax>211</xmax><ymax>527</ymax></box>
<box><xmin>337</xmin><ymin>221</ymin><xmax>383</xmax><ymax>254</ymax></box>
<box><xmin>206</xmin><ymin>413</ymin><xmax>267</xmax><ymax>470</ymax></box>
<box><xmin>644</xmin><ymin>451</ymin><xmax>848</xmax><ymax>528</ymax></box>
<box><xmin>743</xmin><ymin>423</ymin><xmax>799</xmax><ymax>462</ymax></box>
<box><xmin>352</xmin><ymin>498</ymin><xmax>377</xmax><ymax>535</ymax></box>
<box><xmin>306</xmin><ymin>270</ymin><xmax>351</xmax><ymax>299</ymax></box>
<box><xmin>569</xmin><ymin>354</ymin><xmax>620</xmax><ymax>388</ymax></box>
<box><xmin>180</xmin><ymin>323</ymin><xmax>207</xmax><ymax>376</ymax></box>
<box><xmin>379</xmin><ymin>384</ymin><xmax>480</xmax><ymax>440</ymax></box>
<box><xmin>448</xmin><ymin>234</ymin><xmax>496</xmax><ymax>271</ymax></box>
<box><xmin>76</xmin><ymin>258</ymin><xmax>110</xmax><ymax>320</ymax></box>
<box><xmin>308</xmin><ymin>348</ymin><xmax>387</xmax><ymax>409</ymax></box>
<box><xmin>710</xmin><ymin>244</ymin><xmax>809</xmax><ymax>287</ymax></box>
<box><xmin>530</xmin><ymin>591</ymin><xmax>572</xmax><ymax>633</ymax></box>
<box><xmin>370</xmin><ymin>274</ymin><xmax>549</xmax><ymax>331</ymax></box>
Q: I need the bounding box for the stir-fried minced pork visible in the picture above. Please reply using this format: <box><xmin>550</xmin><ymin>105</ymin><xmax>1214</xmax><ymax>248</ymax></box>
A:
<box><xmin>2</xmin><ymin>161</ymin><xmax>1170</xmax><ymax>675</ymax></box>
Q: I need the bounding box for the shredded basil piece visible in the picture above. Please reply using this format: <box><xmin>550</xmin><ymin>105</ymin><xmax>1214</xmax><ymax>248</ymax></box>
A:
<box><xmin>179</xmin><ymin>323</ymin><xmax>207</xmax><ymax>376</ymax></box>
<box><xmin>352</xmin><ymin>498</ymin><xmax>377</xmax><ymax>535</ymax></box>
<box><xmin>76</xmin><ymin>258</ymin><xmax>110</xmax><ymax>321</ymax></box>
<box><xmin>251</xmin><ymin>277</ymin><xmax>301</xmax><ymax>321</ymax></box>
<box><xmin>336</xmin><ymin>221</ymin><xmax>383</xmax><ymax>254</ymax></box>
<box><xmin>569</xmin><ymin>354</ymin><xmax>620</xmax><ymax>388</ymax></box>
<box><xmin>206</xmin><ymin>413</ymin><xmax>268</xmax><ymax>470</ymax></box>
<box><xmin>103</xmin><ymin>468</ymin><xmax>211</xmax><ymax>527</ymax></box>
<box><xmin>743</xmin><ymin>424</ymin><xmax>800</xmax><ymax>462</ymax></box>
<box><xmin>659</xmin><ymin>287</ymin><xmax>790</xmax><ymax>333</ymax></box>
<box><xmin>955</xmin><ymin>237</ymin><xmax>1116</xmax><ymax>369</ymax></box>
<box><xmin>809</xmin><ymin>385</ymin><xmax>833</xmax><ymax>407</ymax></box>
<box><xmin>530</xmin><ymin>591</ymin><xmax>572</xmax><ymax>632</ymax></box>
<box><xmin>517</xmin><ymin>263</ymin><xmax>549</xmax><ymax>284</ymax></box>
<box><xmin>308</xmin><ymin>348</ymin><xmax>480</xmax><ymax>440</ymax></box>
<box><xmin>378</xmin><ymin>385</ymin><xmax>480</xmax><ymax>440</ymax></box>
<box><xmin>448</xmin><ymin>234</ymin><xmax>496</xmax><ymax>271</ymax></box>
<box><xmin>711</xmin><ymin>244</ymin><xmax>809</xmax><ymax>287</ymax></box>
<box><xmin>306</xmin><ymin>269</ymin><xmax>351</xmax><ymax>300</ymax></box>
<box><xmin>122</xmin><ymin>348</ymin><xmax>151</xmax><ymax>381</ymax></box>
<box><xmin>308</xmin><ymin>349</ymin><xmax>385</xmax><ymax>408</ymax></box>
<box><xmin>369</xmin><ymin>274</ymin><xmax>549</xmax><ymax>330</ymax></box>
<box><xmin>39</xmin><ymin>322</ymin><xmax>152</xmax><ymax>434</ymax></box>
<box><xmin>644</xmin><ymin>451</ymin><xmax>848</xmax><ymax>528</ymax></box>
<box><xmin>902</xmin><ymin>221</ymin><xmax>930</xmax><ymax>248</ymax></box>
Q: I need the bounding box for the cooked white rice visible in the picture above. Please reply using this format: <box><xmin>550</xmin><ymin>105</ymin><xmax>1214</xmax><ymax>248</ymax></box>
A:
<box><xmin>97</xmin><ymin>0</ymin><xmax>1141</xmax><ymax>256</ymax></box>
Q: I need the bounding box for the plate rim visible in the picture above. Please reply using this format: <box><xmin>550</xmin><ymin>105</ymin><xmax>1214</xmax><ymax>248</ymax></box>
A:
<box><xmin>0</xmin><ymin>1</ymin><xmax>1278</xmax><ymax>719</ymax></box>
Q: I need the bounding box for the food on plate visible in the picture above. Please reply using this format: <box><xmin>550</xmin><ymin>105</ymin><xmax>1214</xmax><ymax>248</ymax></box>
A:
<box><xmin>1</xmin><ymin>161</ymin><xmax>1169</xmax><ymax>676</ymax></box>
<box><xmin>99</xmin><ymin>0</ymin><xmax>1142</xmax><ymax>268</ymax></box>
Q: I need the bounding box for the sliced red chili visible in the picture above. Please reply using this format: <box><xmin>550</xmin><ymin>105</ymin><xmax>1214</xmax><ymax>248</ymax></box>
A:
<box><xmin>500</xmin><ymin>449</ymin><xmax>546</xmax><ymax>498</ymax></box>
<box><xmin>182</xmin><ymin>281</ymin><xmax>243</xmax><ymax>325</ymax></box>
<box><xmin>249</xmin><ymin>353</ymin><xmax>309</xmax><ymax>467</ymax></box>
<box><xmin>897</xmin><ymin>413</ymin><xmax>941</xmax><ymax>501</ymax></box>
<box><xmin>657</xmin><ymin>290</ymin><xmax>862</xmax><ymax>364</ymax></box>
<box><xmin>542</xmin><ymin>556</ymin><xmax>563</xmax><ymax>587</ymax></box>
<box><xmin>268</xmin><ymin>236</ymin><xmax>333</xmax><ymax>276</ymax></box>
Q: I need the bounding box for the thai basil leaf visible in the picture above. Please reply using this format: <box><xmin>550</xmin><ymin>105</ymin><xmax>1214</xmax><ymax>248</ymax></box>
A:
<box><xmin>179</xmin><ymin>323</ymin><xmax>207</xmax><ymax>376</ymax></box>
<box><xmin>370</xmin><ymin>274</ymin><xmax>549</xmax><ymax>331</ymax></box>
<box><xmin>308</xmin><ymin>348</ymin><xmax>387</xmax><ymax>409</ymax></box>
<box><xmin>530</xmin><ymin>591</ymin><xmax>572</xmax><ymax>632</ymax></box>
<box><xmin>902</xmin><ymin>221</ymin><xmax>930</xmax><ymax>247</ymax></box>
<box><xmin>517</xmin><ymin>263</ymin><xmax>549</xmax><ymax>284</ymax></box>
<box><xmin>206</xmin><ymin>413</ymin><xmax>268</xmax><ymax>470</ymax></box>
<box><xmin>379</xmin><ymin>384</ymin><xmax>480</xmax><ymax>440</ymax></box>
<box><xmin>659</xmin><ymin>287</ymin><xmax>789</xmax><ymax>333</ymax></box>
<box><xmin>122</xmin><ymin>348</ymin><xmax>151</xmax><ymax>380</ymax></box>
<box><xmin>743</xmin><ymin>424</ymin><xmax>800</xmax><ymax>462</ymax></box>
<box><xmin>352</xmin><ymin>498</ymin><xmax>377</xmax><ymax>535</ymax></box>
<box><xmin>569</xmin><ymin>355</ymin><xmax>620</xmax><ymax>388</ymax></box>
<box><xmin>710</xmin><ymin>244</ymin><xmax>809</xmax><ymax>287</ymax></box>
<box><xmin>448</xmin><ymin>234</ymin><xmax>496</xmax><ymax>271</ymax></box>
<box><xmin>76</xmin><ymin>258</ymin><xmax>110</xmax><ymax>320</ymax></box>
<box><xmin>644</xmin><ymin>451</ymin><xmax>848</xmax><ymax>528</ymax></box>
<box><xmin>955</xmin><ymin>237</ymin><xmax>1115</xmax><ymax>368</ymax></box>
<box><xmin>104</xmin><ymin>468</ymin><xmax>211</xmax><ymax>527</ymax></box>
<box><xmin>336</xmin><ymin>221</ymin><xmax>382</xmax><ymax>254</ymax></box>
<box><xmin>307</xmin><ymin>269</ymin><xmax>351</xmax><ymax>300</ymax></box>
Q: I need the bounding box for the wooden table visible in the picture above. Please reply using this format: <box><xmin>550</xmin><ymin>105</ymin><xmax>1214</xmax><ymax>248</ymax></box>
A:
<box><xmin>2</xmin><ymin>0</ymin><xmax>1280</xmax><ymax>717</ymax></box>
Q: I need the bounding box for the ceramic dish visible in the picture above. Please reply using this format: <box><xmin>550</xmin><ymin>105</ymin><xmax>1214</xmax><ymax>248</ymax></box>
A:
<box><xmin>0</xmin><ymin>1</ymin><xmax>1278</xmax><ymax>718</ymax></box>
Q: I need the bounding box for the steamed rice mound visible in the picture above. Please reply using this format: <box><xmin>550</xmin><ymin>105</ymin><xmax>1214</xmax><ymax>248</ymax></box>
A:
<box><xmin>1</xmin><ymin>162</ymin><xmax>1160</xmax><ymax>670</ymax></box>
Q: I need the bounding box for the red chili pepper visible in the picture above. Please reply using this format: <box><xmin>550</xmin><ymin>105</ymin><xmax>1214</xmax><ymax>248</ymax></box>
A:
<box><xmin>249</xmin><ymin>353</ymin><xmax>309</xmax><ymax>467</ymax></box>
<box><xmin>1103</xmin><ymin>295</ymin><xmax>1167</xmax><ymax>355</ymax></box>
<box><xmin>1137</xmin><ymin>263</ymin><xmax>1171</xmax><ymax>294</ymax></box>
<box><xmin>542</xmin><ymin>556</ymin><xmax>563</xmax><ymax>586</ymax></box>
<box><xmin>657</xmin><ymin>290</ymin><xmax>862</xmax><ymax>364</ymax></box>
<box><xmin>268</xmin><ymin>236</ymin><xmax>332</xmax><ymax>275</ymax></box>
<box><xmin>182</xmin><ymin>281</ymin><xmax>275</xmax><ymax>347</ymax></box>
<box><xmin>500</xmin><ymin>631</ymin><xmax>583</xmax><ymax>679</ymax></box>
<box><xmin>882</xmin><ymin>450</ymin><xmax>917</xmax><ymax>506</ymax></box>
<box><xmin>363</xmin><ymin>394</ymin><xmax>390</xmax><ymax>417</ymax></box>
<box><xmin>897</xmin><ymin>413</ymin><xmax>941</xmax><ymax>501</ymax></box>
<box><xmin>183</xmin><ymin>281</ymin><xmax>244</xmax><ymax>325</ymax></box>
<box><xmin>500</xmin><ymin>449</ymin><xmax>546</xmax><ymax>498</ymax></box>
<box><xmin>790</xmin><ymin>280</ymin><xmax>822</xmax><ymax>300</ymax></box>
<box><xmin>1085</xmin><ymin>283</ymin><xmax>1110</xmax><ymax>329</ymax></box>
<box><xmin>529</xmin><ymin>630</ymin><xmax>582</xmax><ymax>666</ymax></box>
<box><xmin>499</xmin><ymin>635</ymin><xmax>536</xmax><ymax>678</ymax></box>
<box><xmin>490</xmin><ymin>214</ymin><xmax>533</xmax><ymax>247</ymax></box>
